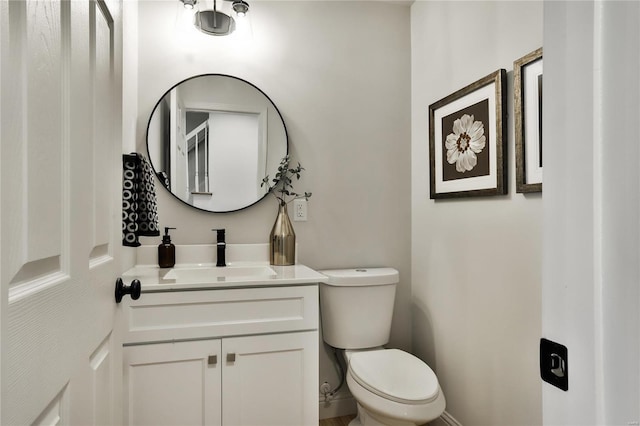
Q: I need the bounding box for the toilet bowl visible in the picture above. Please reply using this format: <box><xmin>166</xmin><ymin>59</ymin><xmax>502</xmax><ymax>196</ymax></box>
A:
<box><xmin>319</xmin><ymin>268</ymin><xmax>446</xmax><ymax>426</ymax></box>
<box><xmin>345</xmin><ymin>349</ymin><xmax>445</xmax><ymax>426</ymax></box>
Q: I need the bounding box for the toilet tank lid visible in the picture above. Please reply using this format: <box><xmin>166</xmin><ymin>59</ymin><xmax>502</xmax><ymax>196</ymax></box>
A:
<box><xmin>319</xmin><ymin>268</ymin><xmax>399</xmax><ymax>286</ymax></box>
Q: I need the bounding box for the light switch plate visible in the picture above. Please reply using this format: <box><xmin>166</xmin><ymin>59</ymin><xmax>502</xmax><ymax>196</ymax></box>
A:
<box><xmin>540</xmin><ymin>338</ymin><xmax>568</xmax><ymax>391</ymax></box>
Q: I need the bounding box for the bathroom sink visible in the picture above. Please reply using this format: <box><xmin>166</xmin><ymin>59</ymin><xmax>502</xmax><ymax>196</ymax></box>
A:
<box><xmin>163</xmin><ymin>265</ymin><xmax>277</xmax><ymax>282</ymax></box>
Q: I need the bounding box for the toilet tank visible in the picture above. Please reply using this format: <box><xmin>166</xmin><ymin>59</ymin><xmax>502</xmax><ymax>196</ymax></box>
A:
<box><xmin>319</xmin><ymin>268</ymin><xmax>399</xmax><ymax>349</ymax></box>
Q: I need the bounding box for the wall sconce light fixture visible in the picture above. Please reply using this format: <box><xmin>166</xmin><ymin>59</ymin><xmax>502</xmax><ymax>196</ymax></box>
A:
<box><xmin>179</xmin><ymin>0</ymin><xmax>250</xmax><ymax>37</ymax></box>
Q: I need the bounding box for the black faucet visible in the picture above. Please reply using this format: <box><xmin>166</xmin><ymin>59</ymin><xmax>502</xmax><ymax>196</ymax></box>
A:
<box><xmin>212</xmin><ymin>229</ymin><xmax>226</xmax><ymax>267</ymax></box>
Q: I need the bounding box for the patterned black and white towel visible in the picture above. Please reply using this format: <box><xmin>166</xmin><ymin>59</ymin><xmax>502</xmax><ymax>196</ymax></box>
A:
<box><xmin>122</xmin><ymin>153</ymin><xmax>160</xmax><ymax>247</ymax></box>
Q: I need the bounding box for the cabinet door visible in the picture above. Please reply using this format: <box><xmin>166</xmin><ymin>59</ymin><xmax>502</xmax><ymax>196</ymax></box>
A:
<box><xmin>222</xmin><ymin>332</ymin><xmax>318</xmax><ymax>426</ymax></box>
<box><xmin>124</xmin><ymin>340</ymin><xmax>222</xmax><ymax>426</ymax></box>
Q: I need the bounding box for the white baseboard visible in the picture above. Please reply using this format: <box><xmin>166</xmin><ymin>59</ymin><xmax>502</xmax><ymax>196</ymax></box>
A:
<box><xmin>318</xmin><ymin>392</ymin><xmax>357</xmax><ymax>420</ymax></box>
<box><xmin>430</xmin><ymin>411</ymin><xmax>462</xmax><ymax>426</ymax></box>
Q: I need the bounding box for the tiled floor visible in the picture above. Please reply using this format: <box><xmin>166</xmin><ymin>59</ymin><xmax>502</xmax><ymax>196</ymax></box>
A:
<box><xmin>319</xmin><ymin>414</ymin><xmax>356</xmax><ymax>426</ymax></box>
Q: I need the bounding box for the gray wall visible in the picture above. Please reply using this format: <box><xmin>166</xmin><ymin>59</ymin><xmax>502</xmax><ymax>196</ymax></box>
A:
<box><xmin>411</xmin><ymin>1</ymin><xmax>543</xmax><ymax>425</ymax></box>
<box><xmin>135</xmin><ymin>0</ymin><xmax>411</xmax><ymax>410</ymax></box>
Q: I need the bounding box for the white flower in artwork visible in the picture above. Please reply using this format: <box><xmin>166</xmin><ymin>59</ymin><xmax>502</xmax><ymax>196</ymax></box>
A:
<box><xmin>445</xmin><ymin>114</ymin><xmax>486</xmax><ymax>173</ymax></box>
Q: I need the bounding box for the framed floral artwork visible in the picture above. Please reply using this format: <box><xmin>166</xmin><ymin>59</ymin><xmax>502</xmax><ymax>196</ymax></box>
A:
<box><xmin>514</xmin><ymin>48</ymin><xmax>543</xmax><ymax>193</ymax></box>
<box><xmin>429</xmin><ymin>69</ymin><xmax>507</xmax><ymax>199</ymax></box>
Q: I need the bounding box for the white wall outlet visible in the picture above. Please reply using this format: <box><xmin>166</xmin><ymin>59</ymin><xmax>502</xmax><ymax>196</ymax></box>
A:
<box><xmin>293</xmin><ymin>198</ymin><xmax>307</xmax><ymax>221</ymax></box>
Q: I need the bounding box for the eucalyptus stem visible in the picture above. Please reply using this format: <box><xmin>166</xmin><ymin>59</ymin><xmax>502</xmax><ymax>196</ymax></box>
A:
<box><xmin>261</xmin><ymin>155</ymin><xmax>312</xmax><ymax>206</ymax></box>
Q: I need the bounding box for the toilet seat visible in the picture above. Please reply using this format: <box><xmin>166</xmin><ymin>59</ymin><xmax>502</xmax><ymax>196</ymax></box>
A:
<box><xmin>348</xmin><ymin>349</ymin><xmax>440</xmax><ymax>404</ymax></box>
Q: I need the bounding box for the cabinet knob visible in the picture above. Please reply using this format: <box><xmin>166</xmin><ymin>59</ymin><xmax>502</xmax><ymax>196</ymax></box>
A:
<box><xmin>226</xmin><ymin>353</ymin><xmax>236</xmax><ymax>363</ymax></box>
<box><xmin>115</xmin><ymin>278</ymin><xmax>141</xmax><ymax>303</ymax></box>
<box><xmin>208</xmin><ymin>355</ymin><xmax>218</xmax><ymax>365</ymax></box>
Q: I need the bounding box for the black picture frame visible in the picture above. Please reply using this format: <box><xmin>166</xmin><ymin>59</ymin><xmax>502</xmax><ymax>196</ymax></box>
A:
<box><xmin>429</xmin><ymin>69</ymin><xmax>507</xmax><ymax>199</ymax></box>
<box><xmin>514</xmin><ymin>48</ymin><xmax>543</xmax><ymax>193</ymax></box>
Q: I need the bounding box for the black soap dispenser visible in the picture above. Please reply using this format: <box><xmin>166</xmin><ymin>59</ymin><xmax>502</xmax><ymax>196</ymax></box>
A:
<box><xmin>158</xmin><ymin>227</ymin><xmax>176</xmax><ymax>268</ymax></box>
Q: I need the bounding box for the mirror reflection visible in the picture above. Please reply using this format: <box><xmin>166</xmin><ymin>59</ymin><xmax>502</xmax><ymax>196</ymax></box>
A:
<box><xmin>146</xmin><ymin>74</ymin><xmax>288</xmax><ymax>212</ymax></box>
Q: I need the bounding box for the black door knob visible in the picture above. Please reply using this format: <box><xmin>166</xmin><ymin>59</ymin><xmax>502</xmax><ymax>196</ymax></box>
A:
<box><xmin>115</xmin><ymin>278</ymin><xmax>141</xmax><ymax>303</ymax></box>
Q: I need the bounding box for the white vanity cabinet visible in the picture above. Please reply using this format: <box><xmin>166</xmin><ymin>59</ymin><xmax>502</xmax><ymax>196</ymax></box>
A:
<box><xmin>124</xmin><ymin>339</ymin><xmax>223</xmax><ymax>426</ymax></box>
<box><xmin>120</xmin><ymin>284</ymin><xmax>319</xmax><ymax>426</ymax></box>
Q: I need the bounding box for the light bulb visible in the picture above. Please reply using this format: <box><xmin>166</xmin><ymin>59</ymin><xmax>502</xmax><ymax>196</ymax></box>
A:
<box><xmin>182</xmin><ymin>0</ymin><xmax>197</xmax><ymax>10</ymax></box>
<box><xmin>232</xmin><ymin>1</ymin><xmax>249</xmax><ymax>17</ymax></box>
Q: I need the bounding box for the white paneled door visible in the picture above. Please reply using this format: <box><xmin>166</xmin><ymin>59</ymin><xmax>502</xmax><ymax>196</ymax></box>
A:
<box><xmin>1</xmin><ymin>0</ymin><xmax>124</xmax><ymax>424</ymax></box>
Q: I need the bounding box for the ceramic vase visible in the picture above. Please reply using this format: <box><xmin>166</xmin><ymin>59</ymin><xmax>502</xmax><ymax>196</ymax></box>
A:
<box><xmin>270</xmin><ymin>203</ymin><xmax>295</xmax><ymax>265</ymax></box>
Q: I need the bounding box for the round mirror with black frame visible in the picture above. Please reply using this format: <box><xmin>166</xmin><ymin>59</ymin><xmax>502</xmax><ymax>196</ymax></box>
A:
<box><xmin>146</xmin><ymin>74</ymin><xmax>288</xmax><ymax>213</ymax></box>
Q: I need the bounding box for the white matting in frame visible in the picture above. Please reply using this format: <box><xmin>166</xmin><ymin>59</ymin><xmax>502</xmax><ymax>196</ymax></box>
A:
<box><xmin>433</xmin><ymin>83</ymin><xmax>497</xmax><ymax>194</ymax></box>
<box><xmin>524</xmin><ymin>58</ymin><xmax>543</xmax><ymax>185</ymax></box>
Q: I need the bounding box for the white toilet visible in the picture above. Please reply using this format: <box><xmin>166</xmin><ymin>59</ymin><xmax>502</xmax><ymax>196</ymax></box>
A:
<box><xmin>320</xmin><ymin>268</ymin><xmax>445</xmax><ymax>426</ymax></box>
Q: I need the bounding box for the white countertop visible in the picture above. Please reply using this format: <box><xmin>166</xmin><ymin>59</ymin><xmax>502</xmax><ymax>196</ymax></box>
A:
<box><xmin>122</xmin><ymin>262</ymin><xmax>326</xmax><ymax>292</ymax></box>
